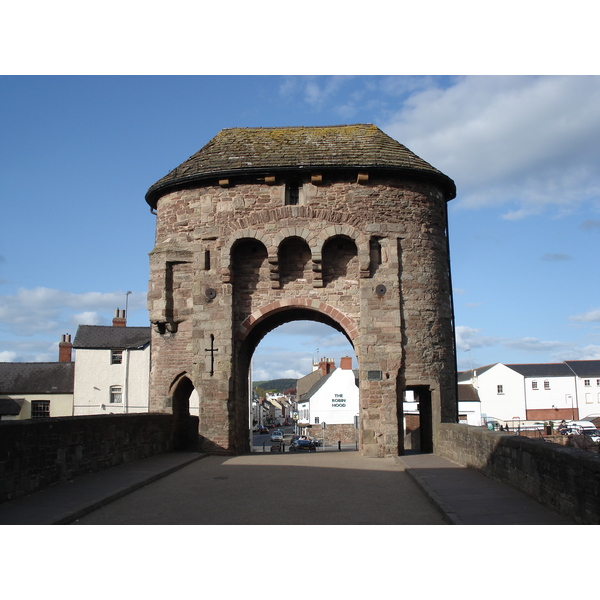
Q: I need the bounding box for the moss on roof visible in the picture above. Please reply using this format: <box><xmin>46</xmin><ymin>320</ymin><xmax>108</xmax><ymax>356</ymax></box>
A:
<box><xmin>145</xmin><ymin>124</ymin><xmax>455</xmax><ymax>207</ymax></box>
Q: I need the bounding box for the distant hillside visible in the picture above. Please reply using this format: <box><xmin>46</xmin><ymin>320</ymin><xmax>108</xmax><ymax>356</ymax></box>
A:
<box><xmin>253</xmin><ymin>378</ymin><xmax>296</xmax><ymax>394</ymax></box>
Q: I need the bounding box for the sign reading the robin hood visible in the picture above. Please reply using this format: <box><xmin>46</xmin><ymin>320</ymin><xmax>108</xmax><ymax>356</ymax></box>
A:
<box><xmin>332</xmin><ymin>394</ymin><xmax>346</xmax><ymax>408</ymax></box>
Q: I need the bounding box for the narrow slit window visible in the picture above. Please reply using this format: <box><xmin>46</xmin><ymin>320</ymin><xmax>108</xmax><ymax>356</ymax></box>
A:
<box><xmin>285</xmin><ymin>182</ymin><xmax>299</xmax><ymax>205</ymax></box>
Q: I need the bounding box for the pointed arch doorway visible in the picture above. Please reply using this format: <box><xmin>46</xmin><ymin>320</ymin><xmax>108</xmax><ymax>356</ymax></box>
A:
<box><xmin>170</xmin><ymin>374</ymin><xmax>200</xmax><ymax>451</ymax></box>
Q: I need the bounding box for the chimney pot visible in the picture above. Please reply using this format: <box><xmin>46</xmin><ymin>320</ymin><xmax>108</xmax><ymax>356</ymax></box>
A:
<box><xmin>58</xmin><ymin>333</ymin><xmax>73</xmax><ymax>362</ymax></box>
<box><xmin>112</xmin><ymin>308</ymin><xmax>127</xmax><ymax>327</ymax></box>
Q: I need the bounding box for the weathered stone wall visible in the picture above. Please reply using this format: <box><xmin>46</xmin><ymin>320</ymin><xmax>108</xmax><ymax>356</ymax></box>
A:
<box><xmin>434</xmin><ymin>423</ymin><xmax>600</xmax><ymax>524</ymax></box>
<box><xmin>313</xmin><ymin>423</ymin><xmax>358</xmax><ymax>445</ymax></box>
<box><xmin>0</xmin><ymin>414</ymin><xmax>188</xmax><ymax>504</ymax></box>
<box><xmin>148</xmin><ymin>173</ymin><xmax>457</xmax><ymax>457</ymax></box>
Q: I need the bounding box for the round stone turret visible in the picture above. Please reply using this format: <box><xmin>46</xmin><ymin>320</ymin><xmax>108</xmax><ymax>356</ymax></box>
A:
<box><xmin>146</xmin><ymin>124</ymin><xmax>457</xmax><ymax>457</ymax></box>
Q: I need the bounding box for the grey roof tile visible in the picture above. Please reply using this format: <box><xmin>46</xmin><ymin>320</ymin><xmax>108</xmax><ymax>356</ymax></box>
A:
<box><xmin>564</xmin><ymin>360</ymin><xmax>600</xmax><ymax>377</ymax></box>
<box><xmin>146</xmin><ymin>124</ymin><xmax>456</xmax><ymax>206</ymax></box>
<box><xmin>0</xmin><ymin>362</ymin><xmax>74</xmax><ymax>395</ymax></box>
<box><xmin>73</xmin><ymin>325</ymin><xmax>151</xmax><ymax>350</ymax></box>
<box><xmin>0</xmin><ymin>397</ymin><xmax>25</xmax><ymax>415</ymax></box>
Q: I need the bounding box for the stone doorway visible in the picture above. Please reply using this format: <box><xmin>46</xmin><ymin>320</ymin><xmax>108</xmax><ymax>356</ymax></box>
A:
<box><xmin>234</xmin><ymin>306</ymin><xmax>356</xmax><ymax>453</ymax></box>
<box><xmin>246</xmin><ymin>316</ymin><xmax>357</xmax><ymax>453</ymax></box>
<box><xmin>170</xmin><ymin>375</ymin><xmax>199</xmax><ymax>451</ymax></box>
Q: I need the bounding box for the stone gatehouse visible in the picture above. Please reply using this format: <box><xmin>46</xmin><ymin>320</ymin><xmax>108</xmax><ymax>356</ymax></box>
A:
<box><xmin>145</xmin><ymin>124</ymin><xmax>457</xmax><ymax>457</ymax></box>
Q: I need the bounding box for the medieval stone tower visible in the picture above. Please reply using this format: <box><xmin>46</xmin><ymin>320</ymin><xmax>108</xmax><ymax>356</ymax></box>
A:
<box><xmin>145</xmin><ymin>124</ymin><xmax>457</xmax><ymax>457</ymax></box>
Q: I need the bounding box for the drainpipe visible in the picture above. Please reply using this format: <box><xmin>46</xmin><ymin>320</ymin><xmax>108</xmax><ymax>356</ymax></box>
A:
<box><xmin>123</xmin><ymin>347</ymin><xmax>130</xmax><ymax>414</ymax></box>
<box><xmin>565</xmin><ymin>362</ymin><xmax>579</xmax><ymax>420</ymax></box>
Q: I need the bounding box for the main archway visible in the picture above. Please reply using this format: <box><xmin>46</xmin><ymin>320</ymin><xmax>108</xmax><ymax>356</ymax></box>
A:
<box><xmin>231</xmin><ymin>302</ymin><xmax>358</xmax><ymax>453</ymax></box>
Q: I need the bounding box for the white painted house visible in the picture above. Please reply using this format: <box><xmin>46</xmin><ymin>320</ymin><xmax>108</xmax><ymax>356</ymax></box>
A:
<box><xmin>72</xmin><ymin>312</ymin><xmax>151</xmax><ymax>415</ymax></box>
<box><xmin>0</xmin><ymin>361</ymin><xmax>74</xmax><ymax>420</ymax></box>
<box><xmin>566</xmin><ymin>361</ymin><xmax>600</xmax><ymax>418</ymax></box>
<box><xmin>297</xmin><ymin>356</ymin><xmax>359</xmax><ymax>427</ymax></box>
<box><xmin>458</xmin><ymin>360</ymin><xmax>600</xmax><ymax>425</ymax></box>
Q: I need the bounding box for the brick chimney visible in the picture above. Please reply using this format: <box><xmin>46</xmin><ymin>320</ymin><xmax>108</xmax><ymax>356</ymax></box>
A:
<box><xmin>318</xmin><ymin>357</ymin><xmax>336</xmax><ymax>376</ymax></box>
<box><xmin>112</xmin><ymin>309</ymin><xmax>126</xmax><ymax>327</ymax></box>
<box><xmin>58</xmin><ymin>334</ymin><xmax>73</xmax><ymax>362</ymax></box>
<box><xmin>340</xmin><ymin>356</ymin><xmax>353</xmax><ymax>370</ymax></box>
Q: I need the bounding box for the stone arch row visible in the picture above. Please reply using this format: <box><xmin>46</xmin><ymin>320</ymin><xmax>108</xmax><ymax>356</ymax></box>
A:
<box><xmin>221</xmin><ymin>222</ymin><xmax>370</xmax><ymax>288</ymax></box>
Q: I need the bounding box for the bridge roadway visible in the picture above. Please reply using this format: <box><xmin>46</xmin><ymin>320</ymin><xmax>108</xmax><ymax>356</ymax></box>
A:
<box><xmin>0</xmin><ymin>446</ymin><xmax>574</xmax><ymax>525</ymax></box>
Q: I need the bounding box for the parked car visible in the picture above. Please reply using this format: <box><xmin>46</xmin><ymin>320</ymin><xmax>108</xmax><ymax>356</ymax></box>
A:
<box><xmin>258</xmin><ymin>426</ymin><xmax>269</xmax><ymax>434</ymax></box>
<box><xmin>288</xmin><ymin>439</ymin><xmax>316</xmax><ymax>452</ymax></box>
<box><xmin>270</xmin><ymin>430</ymin><xmax>284</xmax><ymax>442</ymax></box>
<box><xmin>582</xmin><ymin>429</ymin><xmax>600</xmax><ymax>443</ymax></box>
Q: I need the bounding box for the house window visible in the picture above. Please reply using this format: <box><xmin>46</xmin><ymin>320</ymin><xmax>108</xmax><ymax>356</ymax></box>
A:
<box><xmin>111</xmin><ymin>350</ymin><xmax>123</xmax><ymax>364</ymax></box>
<box><xmin>31</xmin><ymin>400</ymin><xmax>50</xmax><ymax>418</ymax></box>
<box><xmin>584</xmin><ymin>379</ymin><xmax>591</xmax><ymax>387</ymax></box>
<box><xmin>497</xmin><ymin>385</ymin><xmax>504</xmax><ymax>394</ymax></box>
<box><xmin>532</xmin><ymin>381</ymin><xmax>538</xmax><ymax>390</ymax></box>
<box><xmin>585</xmin><ymin>393</ymin><xmax>592</xmax><ymax>404</ymax></box>
<box><xmin>285</xmin><ymin>182</ymin><xmax>299</xmax><ymax>206</ymax></box>
<box><xmin>314</xmin><ymin>417</ymin><xmax>319</xmax><ymax>424</ymax></box>
<box><xmin>597</xmin><ymin>379</ymin><xmax>600</xmax><ymax>386</ymax></box>
<box><xmin>110</xmin><ymin>386</ymin><xmax>123</xmax><ymax>403</ymax></box>
<box><xmin>544</xmin><ymin>381</ymin><xmax>550</xmax><ymax>390</ymax></box>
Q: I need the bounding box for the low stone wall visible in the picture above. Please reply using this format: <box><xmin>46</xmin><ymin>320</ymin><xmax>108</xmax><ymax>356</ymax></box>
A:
<box><xmin>434</xmin><ymin>423</ymin><xmax>600</xmax><ymax>525</ymax></box>
<box><xmin>307</xmin><ymin>424</ymin><xmax>357</xmax><ymax>445</ymax></box>
<box><xmin>0</xmin><ymin>413</ymin><xmax>196</xmax><ymax>504</ymax></box>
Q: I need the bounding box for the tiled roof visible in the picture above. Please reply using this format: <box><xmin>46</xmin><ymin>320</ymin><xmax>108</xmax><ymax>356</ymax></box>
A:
<box><xmin>457</xmin><ymin>384</ymin><xmax>480</xmax><ymax>403</ymax></box>
<box><xmin>565</xmin><ymin>360</ymin><xmax>600</xmax><ymax>377</ymax></box>
<box><xmin>0</xmin><ymin>362</ymin><xmax>74</xmax><ymax>395</ymax></box>
<box><xmin>146</xmin><ymin>124</ymin><xmax>456</xmax><ymax>207</ymax></box>
<box><xmin>507</xmin><ymin>363</ymin><xmax>574</xmax><ymax>378</ymax></box>
<box><xmin>0</xmin><ymin>397</ymin><xmax>24</xmax><ymax>415</ymax></box>
<box><xmin>73</xmin><ymin>325</ymin><xmax>151</xmax><ymax>350</ymax></box>
<box><xmin>299</xmin><ymin>371</ymin><xmax>334</xmax><ymax>402</ymax></box>
<box><xmin>299</xmin><ymin>368</ymin><xmax>359</xmax><ymax>402</ymax></box>
<box><xmin>457</xmin><ymin>364</ymin><xmax>499</xmax><ymax>382</ymax></box>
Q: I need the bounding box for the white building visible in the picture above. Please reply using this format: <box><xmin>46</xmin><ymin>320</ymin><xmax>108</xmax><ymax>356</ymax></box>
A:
<box><xmin>458</xmin><ymin>360</ymin><xmax>600</xmax><ymax>426</ymax></box>
<box><xmin>73</xmin><ymin>312</ymin><xmax>151</xmax><ymax>415</ymax></box>
<box><xmin>297</xmin><ymin>356</ymin><xmax>359</xmax><ymax>427</ymax></box>
<box><xmin>0</xmin><ymin>361</ymin><xmax>74</xmax><ymax>420</ymax></box>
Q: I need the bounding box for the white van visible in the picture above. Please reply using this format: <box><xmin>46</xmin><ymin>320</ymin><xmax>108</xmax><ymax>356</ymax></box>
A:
<box><xmin>566</xmin><ymin>421</ymin><xmax>600</xmax><ymax>442</ymax></box>
<box><xmin>567</xmin><ymin>420</ymin><xmax>597</xmax><ymax>431</ymax></box>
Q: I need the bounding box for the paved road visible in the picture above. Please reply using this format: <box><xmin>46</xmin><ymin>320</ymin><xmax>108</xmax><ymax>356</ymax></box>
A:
<box><xmin>72</xmin><ymin>451</ymin><xmax>449</xmax><ymax>525</ymax></box>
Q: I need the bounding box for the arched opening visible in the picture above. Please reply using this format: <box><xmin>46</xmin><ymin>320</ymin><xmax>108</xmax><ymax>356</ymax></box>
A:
<box><xmin>231</xmin><ymin>238</ymin><xmax>269</xmax><ymax>325</ymax></box>
<box><xmin>233</xmin><ymin>307</ymin><xmax>358</xmax><ymax>453</ymax></box>
<box><xmin>322</xmin><ymin>235</ymin><xmax>358</xmax><ymax>287</ymax></box>
<box><xmin>278</xmin><ymin>237</ymin><xmax>312</xmax><ymax>288</ymax></box>
<box><xmin>170</xmin><ymin>375</ymin><xmax>199</xmax><ymax>451</ymax></box>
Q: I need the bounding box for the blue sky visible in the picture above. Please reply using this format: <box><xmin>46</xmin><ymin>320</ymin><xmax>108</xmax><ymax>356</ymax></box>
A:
<box><xmin>2</xmin><ymin>74</ymin><xmax>600</xmax><ymax>380</ymax></box>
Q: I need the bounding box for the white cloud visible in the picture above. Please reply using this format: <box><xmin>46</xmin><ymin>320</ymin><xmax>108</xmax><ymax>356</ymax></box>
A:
<box><xmin>0</xmin><ymin>287</ymin><xmax>147</xmax><ymax>335</ymax></box>
<box><xmin>71</xmin><ymin>311</ymin><xmax>103</xmax><ymax>326</ymax></box>
<box><xmin>562</xmin><ymin>345</ymin><xmax>600</xmax><ymax>360</ymax></box>
<box><xmin>503</xmin><ymin>337</ymin><xmax>568</xmax><ymax>354</ymax></box>
<box><xmin>455</xmin><ymin>325</ymin><xmax>497</xmax><ymax>351</ymax></box>
<box><xmin>570</xmin><ymin>308</ymin><xmax>600</xmax><ymax>323</ymax></box>
<box><xmin>382</xmin><ymin>75</ymin><xmax>600</xmax><ymax>218</ymax></box>
<box><xmin>0</xmin><ymin>350</ymin><xmax>17</xmax><ymax>361</ymax></box>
